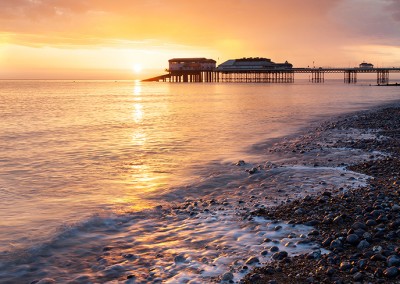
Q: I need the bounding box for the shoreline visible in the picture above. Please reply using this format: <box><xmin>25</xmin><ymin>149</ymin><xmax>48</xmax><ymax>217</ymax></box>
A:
<box><xmin>243</xmin><ymin>105</ymin><xmax>400</xmax><ymax>283</ymax></box>
<box><xmin>2</xmin><ymin>102</ymin><xmax>400</xmax><ymax>283</ymax></box>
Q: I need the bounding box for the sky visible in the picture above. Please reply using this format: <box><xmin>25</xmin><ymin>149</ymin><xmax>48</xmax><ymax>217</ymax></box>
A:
<box><xmin>0</xmin><ymin>0</ymin><xmax>400</xmax><ymax>79</ymax></box>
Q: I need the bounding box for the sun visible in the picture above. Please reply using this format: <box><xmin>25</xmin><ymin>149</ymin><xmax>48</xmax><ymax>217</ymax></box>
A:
<box><xmin>133</xmin><ymin>63</ymin><xmax>142</xmax><ymax>73</ymax></box>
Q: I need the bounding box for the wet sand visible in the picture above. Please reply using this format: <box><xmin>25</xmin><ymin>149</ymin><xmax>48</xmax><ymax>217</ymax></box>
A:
<box><xmin>243</xmin><ymin>105</ymin><xmax>400</xmax><ymax>283</ymax></box>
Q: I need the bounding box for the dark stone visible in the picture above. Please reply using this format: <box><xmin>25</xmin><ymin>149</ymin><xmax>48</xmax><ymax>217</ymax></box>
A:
<box><xmin>245</xmin><ymin>256</ymin><xmax>260</xmax><ymax>265</ymax></box>
<box><xmin>387</xmin><ymin>255</ymin><xmax>400</xmax><ymax>267</ymax></box>
<box><xmin>322</xmin><ymin>237</ymin><xmax>333</xmax><ymax>247</ymax></box>
<box><xmin>330</xmin><ymin>239</ymin><xmax>343</xmax><ymax>249</ymax></box>
<box><xmin>346</xmin><ymin>234</ymin><xmax>360</xmax><ymax>245</ymax></box>
<box><xmin>383</xmin><ymin>266</ymin><xmax>399</xmax><ymax>278</ymax></box>
<box><xmin>270</xmin><ymin>246</ymin><xmax>279</xmax><ymax>252</ymax></box>
<box><xmin>357</xmin><ymin>240</ymin><xmax>370</xmax><ymax>250</ymax></box>
<box><xmin>272</xmin><ymin>251</ymin><xmax>288</xmax><ymax>260</ymax></box>
<box><xmin>352</xmin><ymin>222</ymin><xmax>367</xmax><ymax>230</ymax></box>
<box><xmin>308</xmin><ymin>230</ymin><xmax>319</xmax><ymax>236</ymax></box>
<box><xmin>353</xmin><ymin>272</ymin><xmax>364</xmax><ymax>281</ymax></box>
<box><xmin>371</xmin><ymin>253</ymin><xmax>386</xmax><ymax>261</ymax></box>
<box><xmin>326</xmin><ymin>268</ymin><xmax>336</xmax><ymax>276</ymax></box>
<box><xmin>339</xmin><ymin>261</ymin><xmax>352</xmax><ymax>271</ymax></box>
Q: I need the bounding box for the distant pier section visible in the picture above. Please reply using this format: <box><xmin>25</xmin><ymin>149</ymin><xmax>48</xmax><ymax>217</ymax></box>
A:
<box><xmin>142</xmin><ymin>57</ymin><xmax>400</xmax><ymax>85</ymax></box>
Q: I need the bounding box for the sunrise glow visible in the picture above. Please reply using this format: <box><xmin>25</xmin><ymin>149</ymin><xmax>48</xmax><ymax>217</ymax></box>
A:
<box><xmin>0</xmin><ymin>0</ymin><xmax>399</xmax><ymax>79</ymax></box>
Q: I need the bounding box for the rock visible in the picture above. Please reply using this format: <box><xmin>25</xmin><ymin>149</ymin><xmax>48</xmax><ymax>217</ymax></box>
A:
<box><xmin>392</xmin><ymin>204</ymin><xmax>400</xmax><ymax>211</ymax></box>
<box><xmin>322</xmin><ymin>237</ymin><xmax>333</xmax><ymax>247</ymax></box>
<box><xmin>383</xmin><ymin>266</ymin><xmax>399</xmax><ymax>278</ymax></box>
<box><xmin>357</xmin><ymin>240</ymin><xmax>370</xmax><ymax>250</ymax></box>
<box><xmin>236</xmin><ymin>160</ymin><xmax>246</xmax><ymax>166</ymax></box>
<box><xmin>272</xmin><ymin>251</ymin><xmax>288</xmax><ymax>260</ymax></box>
<box><xmin>387</xmin><ymin>255</ymin><xmax>400</xmax><ymax>267</ymax></box>
<box><xmin>333</xmin><ymin>216</ymin><xmax>344</xmax><ymax>224</ymax></box>
<box><xmin>174</xmin><ymin>254</ymin><xmax>186</xmax><ymax>263</ymax></box>
<box><xmin>330</xmin><ymin>239</ymin><xmax>343</xmax><ymax>249</ymax></box>
<box><xmin>248</xmin><ymin>167</ymin><xmax>258</xmax><ymax>174</ymax></box>
<box><xmin>245</xmin><ymin>256</ymin><xmax>260</xmax><ymax>265</ymax></box>
<box><xmin>353</xmin><ymin>272</ymin><xmax>364</xmax><ymax>281</ymax></box>
<box><xmin>326</xmin><ymin>267</ymin><xmax>335</xmax><ymax>276</ymax></box>
<box><xmin>352</xmin><ymin>222</ymin><xmax>367</xmax><ymax>230</ymax></box>
<box><xmin>122</xmin><ymin>253</ymin><xmax>137</xmax><ymax>260</ymax></box>
<box><xmin>346</xmin><ymin>234</ymin><xmax>359</xmax><ymax>245</ymax></box>
<box><xmin>366</xmin><ymin>219</ymin><xmax>377</xmax><ymax>226</ymax></box>
<box><xmin>339</xmin><ymin>261</ymin><xmax>352</xmax><ymax>271</ymax></box>
<box><xmin>370</xmin><ymin>253</ymin><xmax>386</xmax><ymax>261</ymax></box>
<box><xmin>308</xmin><ymin>230</ymin><xmax>319</xmax><ymax>236</ymax></box>
<box><xmin>222</xmin><ymin>272</ymin><xmax>234</xmax><ymax>281</ymax></box>
<box><xmin>270</xmin><ymin>246</ymin><xmax>279</xmax><ymax>252</ymax></box>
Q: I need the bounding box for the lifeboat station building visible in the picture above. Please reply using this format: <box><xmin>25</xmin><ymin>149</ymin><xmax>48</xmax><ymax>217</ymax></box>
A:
<box><xmin>167</xmin><ymin>58</ymin><xmax>216</xmax><ymax>82</ymax></box>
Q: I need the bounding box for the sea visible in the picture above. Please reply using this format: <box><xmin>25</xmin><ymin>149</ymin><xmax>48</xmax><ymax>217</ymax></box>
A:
<box><xmin>1</xmin><ymin>79</ymin><xmax>400</xmax><ymax>283</ymax></box>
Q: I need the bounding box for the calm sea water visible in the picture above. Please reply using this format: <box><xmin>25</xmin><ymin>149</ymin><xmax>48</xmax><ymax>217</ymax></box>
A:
<box><xmin>1</xmin><ymin>79</ymin><xmax>400</xmax><ymax>282</ymax></box>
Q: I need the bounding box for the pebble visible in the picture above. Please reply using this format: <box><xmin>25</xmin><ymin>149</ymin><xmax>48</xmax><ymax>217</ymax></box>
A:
<box><xmin>174</xmin><ymin>254</ymin><xmax>186</xmax><ymax>263</ymax></box>
<box><xmin>272</xmin><ymin>251</ymin><xmax>288</xmax><ymax>260</ymax></box>
<box><xmin>356</xmin><ymin>240</ymin><xmax>370</xmax><ymax>250</ymax></box>
<box><xmin>387</xmin><ymin>255</ymin><xmax>400</xmax><ymax>267</ymax></box>
<box><xmin>384</xmin><ymin>266</ymin><xmax>399</xmax><ymax>278</ymax></box>
<box><xmin>222</xmin><ymin>272</ymin><xmax>234</xmax><ymax>281</ymax></box>
<box><xmin>270</xmin><ymin>246</ymin><xmax>279</xmax><ymax>252</ymax></box>
<box><xmin>346</xmin><ymin>234</ymin><xmax>359</xmax><ymax>245</ymax></box>
<box><xmin>245</xmin><ymin>256</ymin><xmax>260</xmax><ymax>265</ymax></box>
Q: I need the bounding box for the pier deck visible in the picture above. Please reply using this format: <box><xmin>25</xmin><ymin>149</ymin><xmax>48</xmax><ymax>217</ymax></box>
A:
<box><xmin>143</xmin><ymin>67</ymin><xmax>400</xmax><ymax>84</ymax></box>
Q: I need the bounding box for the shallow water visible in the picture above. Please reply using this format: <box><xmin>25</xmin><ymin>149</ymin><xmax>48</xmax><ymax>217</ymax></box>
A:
<box><xmin>1</xmin><ymin>79</ymin><xmax>400</xmax><ymax>282</ymax></box>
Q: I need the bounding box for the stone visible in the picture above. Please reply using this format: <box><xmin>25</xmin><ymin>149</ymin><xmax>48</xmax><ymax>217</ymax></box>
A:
<box><xmin>353</xmin><ymin>272</ymin><xmax>364</xmax><ymax>281</ymax></box>
<box><xmin>295</xmin><ymin>208</ymin><xmax>305</xmax><ymax>215</ymax></box>
<box><xmin>339</xmin><ymin>261</ymin><xmax>352</xmax><ymax>271</ymax></box>
<box><xmin>346</xmin><ymin>234</ymin><xmax>359</xmax><ymax>245</ymax></box>
<box><xmin>272</xmin><ymin>251</ymin><xmax>288</xmax><ymax>260</ymax></box>
<box><xmin>174</xmin><ymin>254</ymin><xmax>186</xmax><ymax>263</ymax></box>
<box><xmin>383</xmin><ymin>266</ymin><xmax>399</xmax><ymax>278</ymax></box>
<box><xmin>270</xmin><ymin>246</ymin><xmax>279</xmax><ymax>252</ymax></box>
<box><xmin>387</xmin><ymin>255</ymin><xmax>400</xmax><ymax>267</ymax></box>
<box><xmin>352</xmin><ymin>222</ymin><xmax>367</xmax><ymax>230</ymax></box>
<box><xmin>245</xmin><ymin>256</ymin><xmax>260</xmax><ymax>265</ymax></box>
<box><xmin>357</xmin><ymin>240</ymin><xmax>370</xmax><ymax>250</ymax></box>
<box><xmin>222</xmin><ymin>272</ymin><xmax>234</xmax><ymax>281</ymax></box>
<box><xmin>330</xmin><ymin>239</ymin><xmax>342</xmax><ymax>249</ymax></box>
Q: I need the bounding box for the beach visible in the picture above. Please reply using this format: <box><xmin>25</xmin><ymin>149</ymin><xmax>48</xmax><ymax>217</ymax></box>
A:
<box><xmin>243</xmin><ymin>105</ymin><xmax>400</xmax><ymax>283</ymax></box>
<box><xmin>1</xmin><ymin>82</ymin><xmax>400</xmax><ymax>283</ymax></box>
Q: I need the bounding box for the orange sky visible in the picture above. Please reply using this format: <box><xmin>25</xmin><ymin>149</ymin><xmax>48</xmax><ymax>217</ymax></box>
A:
<box><xmin>1</xmin><ymin>0</ymin><xmax>400</xmax><ymax>79</ymax></box>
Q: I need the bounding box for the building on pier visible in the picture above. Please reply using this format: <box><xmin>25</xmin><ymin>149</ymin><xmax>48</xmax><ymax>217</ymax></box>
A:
<box><xmin>168</xmin><ymin>58</ymin><xmax>216</xmax><ymax>71</ymax></box>
<box><xmin>359</xmin><ymin>62</ymin><xmax>374</xmax><ymax>69</ymax></box>
<box><xmin>217</xmin><ymin>57</ymin><xmax>292</xmax><ymax>71</ymax></box>
<box><xmin>167</xmin><ymin>58</ymin><xmax>216</xmax><ymax>82</ymax></box>
<box><xmin>216</xmin><ymin>57</ymin><xmax>294</xmax><ymax>83</ymax></box>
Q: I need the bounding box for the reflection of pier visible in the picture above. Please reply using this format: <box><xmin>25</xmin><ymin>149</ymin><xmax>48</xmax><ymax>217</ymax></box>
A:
<box><xmin>142</xmin><ymin>57</ymin><xmax>400</xmax><ymax>85</ymax></box>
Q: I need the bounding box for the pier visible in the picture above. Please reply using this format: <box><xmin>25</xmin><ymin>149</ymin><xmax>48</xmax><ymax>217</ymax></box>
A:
<box><xmin>142</xmin><ymin>57</ymin><xmax>400</xmax><ymax>85</ymax></box>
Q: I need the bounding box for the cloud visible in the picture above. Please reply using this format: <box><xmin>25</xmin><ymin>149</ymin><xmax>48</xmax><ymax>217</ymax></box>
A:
<box><xmin>386</xmin><ymin>0</ymin><xmax>400</xmax><ymax>21</ymax></box>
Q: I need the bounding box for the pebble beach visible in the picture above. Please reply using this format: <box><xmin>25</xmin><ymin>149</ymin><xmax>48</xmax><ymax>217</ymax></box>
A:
<box><xmin>243</xmin><ymin>105</ymin><xmax>400</xmax><ymax>283</ymax></box>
